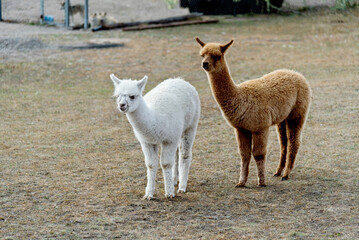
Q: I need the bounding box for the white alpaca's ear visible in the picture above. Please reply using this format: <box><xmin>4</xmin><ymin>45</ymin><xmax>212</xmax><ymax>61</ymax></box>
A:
<box><xmin>110</xmin><ymin>74</ymin><xmax>122</xmax><ymax>86</ymax></box>
<box><xmin>137</xmin><ymin>75</ymin><xmax>148</xmax><ymax>93</ymax></box>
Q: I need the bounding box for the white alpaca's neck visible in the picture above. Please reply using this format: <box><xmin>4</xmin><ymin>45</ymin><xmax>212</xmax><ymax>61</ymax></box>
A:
<box><xmin>126</xmin><ymin>97</ymin><xmax>157</xmax><ymax>138</ymax></box>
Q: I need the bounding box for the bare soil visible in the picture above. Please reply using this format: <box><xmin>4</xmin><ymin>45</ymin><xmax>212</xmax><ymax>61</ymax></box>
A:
<box><xmin>1</xmin><ymin>6</ymin><xmax>359</xmax><ymax>240</ymax></box>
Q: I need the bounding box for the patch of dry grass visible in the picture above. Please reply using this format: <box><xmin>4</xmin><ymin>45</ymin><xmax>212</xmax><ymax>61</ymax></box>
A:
<box><xmin>1</xmin><ymin>9</ymin><xmax>359</xmax><ymax>239</ymax></box>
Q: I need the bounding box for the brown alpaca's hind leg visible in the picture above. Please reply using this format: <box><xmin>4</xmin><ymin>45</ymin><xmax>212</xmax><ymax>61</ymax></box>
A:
<box><xmin>252</xmin><ymin>129</ymin><xmax>269</xmax><ymax>187</ymax></box>
<box><xmin>235</xmin><ymin>128</ymin><xmax>252</xmax><ymax>187</ymax></box>
<box><xmin>281</xmin><ymin>117</ymin><xmax>305</xmax><ymax>181</ymax></box>
<box><xmin>274</xmin><ymin>121</ymin><xmax>288</xmax><ymax>177</ymax></box>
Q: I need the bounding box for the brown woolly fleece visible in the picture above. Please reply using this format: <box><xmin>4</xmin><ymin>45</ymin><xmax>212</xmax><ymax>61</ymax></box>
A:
<box><xmin>196</xmin><ymin>37</ymin><xmax>311</xmax><ymax>186</ymax></box>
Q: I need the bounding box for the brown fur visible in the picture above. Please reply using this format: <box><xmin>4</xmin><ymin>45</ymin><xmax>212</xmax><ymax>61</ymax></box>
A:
<box><xmin>196</xmin><ymin>37</ymin><xmax>311</xmax><ymax>186</ymax></box>
<box><xmin>60</xmin><ymin>1</ymin><xmax>84</xmax><ymax>23</ymax></box>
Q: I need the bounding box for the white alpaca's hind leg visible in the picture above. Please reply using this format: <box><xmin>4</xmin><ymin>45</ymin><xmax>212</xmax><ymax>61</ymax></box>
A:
<box><xmin>141</xmin><ymin>142</ymin><xmax>158</xmax><ymax>200</ymax></box>
<box><xmin>172</xmin><ymin>149</ymin><xmax>179</xmax><ymax>186</ymax></box>
<box><xmin>178</xmin><ymin>127</ymin><xmax>196</xmax><ymax>193</ymax></box>
<box><xmin>160</xmin><ymin>142</ymin><xmax>177</xmax><ymax>198</ymax></box>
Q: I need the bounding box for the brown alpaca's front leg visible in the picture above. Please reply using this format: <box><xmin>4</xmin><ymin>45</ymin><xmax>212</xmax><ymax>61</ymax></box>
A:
<box><xmin>252</xmin><ymin>129</ymin><xmax>269</xmax><ymax>187</ymax></box>
<box><xmin>235</xmin><ymin>128</ymin><xmax>252</xmax><ymax>187</ymax></box>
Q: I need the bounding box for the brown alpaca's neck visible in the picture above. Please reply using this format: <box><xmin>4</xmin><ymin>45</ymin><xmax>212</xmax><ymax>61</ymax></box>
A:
<box><xmin>207</xmin><ymin>59</ymin><xmax>238</xmax><ymax>106</ymax></box>
<box><xmin>206</xmin><ymin>59</ymin><xmax>248</xmax><ymax>125</ymax></box>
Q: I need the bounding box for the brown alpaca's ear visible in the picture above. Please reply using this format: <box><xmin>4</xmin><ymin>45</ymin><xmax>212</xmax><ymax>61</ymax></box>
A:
<box><xmin>220</xmin><ymin>39</ymin><xmax>234</xmax><ymax>54</ymax></box>
<box><xmin>195</xmin><ymin>37</ymin><xmax>206</xmax><ymax>47</ymax></box>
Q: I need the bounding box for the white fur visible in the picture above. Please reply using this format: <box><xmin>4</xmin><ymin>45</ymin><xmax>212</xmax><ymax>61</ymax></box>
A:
<box><xmin>91</xmin><ymin>12</ymin><xmax>117</xmax><ymax>28</ymax></box>
<box><xmin>90</xmin><ymin>13</ymin><xmax>101</xmax><ymax>28</ymax></box>
<box><xmin>111</xmin><ymin>74</ymin><xmax>201</xmax><ymax>200</ymax></box>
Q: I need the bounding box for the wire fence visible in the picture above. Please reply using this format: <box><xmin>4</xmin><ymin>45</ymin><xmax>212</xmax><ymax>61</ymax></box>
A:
<box><xmin>0</xmin><ymin>0</ymin><xmax>357</xmax><ymax>24</ymax></box>
<box><xmin>0</xmin><ymin>0</ymin><xmax>89</xmax><ymax>25</ymax></box>
<box><xmin>0</xmin><ymin>0</ymin><xmax>189</xmax><ymax>24</ymax></box>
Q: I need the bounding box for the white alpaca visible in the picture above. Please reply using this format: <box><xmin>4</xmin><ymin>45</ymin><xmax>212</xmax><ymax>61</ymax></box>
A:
<box><xmin>99</xmin><ymin>12</ymin><xmax>117</xmax><ymax>25</ymax></box>
<box><xmin>110</xmin><ymin>74</ymin><xmax>201</xmax><ymax>200</ymax></box>
<box><xmin>91</xmin><ymin>12</ymin><xmax>117</xmax><ymax>29</ymax></box>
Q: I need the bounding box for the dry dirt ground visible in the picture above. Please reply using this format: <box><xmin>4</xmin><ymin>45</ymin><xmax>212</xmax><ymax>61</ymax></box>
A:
<box><xmin>1</xmin><ymin>6</ymin><xmax>359</xmax><ymax>240</ymax></box>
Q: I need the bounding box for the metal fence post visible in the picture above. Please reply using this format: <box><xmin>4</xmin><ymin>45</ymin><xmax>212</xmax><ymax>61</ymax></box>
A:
<box><xmin>0</xmin><ymin>0</ymin><xmax>3</xmax><ymax>21</ymax></box>
<box><xmin>65</xmin><ymin>0</ymin><xmax>70</xmax><ymax>27</ymax></box>
<box><xmin>84</xmin><ymin>0</ymin><xmax>88</xmax><ymax>29</ymax></box>
<box><xmin>40</xmin><ymin>0</ymin><xmax>44</xmax><ymax>23</ymax></box>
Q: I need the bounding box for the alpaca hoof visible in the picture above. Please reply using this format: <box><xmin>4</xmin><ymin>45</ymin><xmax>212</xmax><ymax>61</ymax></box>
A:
<box><xmin>281</xmin><ymin>176</ymin><xmax>289</xmax><ymax>181</ymax></box>
<box><xmin>274</xmin><ymin>173</ymin><xmax>281</xmax><ymax>177</ymax></box>
<box><xmin>235</xmin><ymin>182</ymin><xmax>246</xmax><ymax>188</ymax></box>
<box><xmin>165</xmin><ymin>193</ymin><xmax>175</xmax><ymax>199</ymax></box>
<box><xmin>143</xmin><ymin>195</ymin><xmax>155</xmax><ymax>201</ymax></box>
<box><xmin>259</xmin><ymin>183</ymin><xmax>267</xmax><ymax>187</ymax></box>
<box><xmin>178</xmin><ymin>189</ymin><xmax>186</xmax><ymax>193</ymax></box>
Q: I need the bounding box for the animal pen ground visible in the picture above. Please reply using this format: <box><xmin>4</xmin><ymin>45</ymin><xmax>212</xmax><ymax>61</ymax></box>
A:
<box><xmin>1</xmin><ymin>5</ymin><xmax>359</xmax><ymax>240</ymax></box>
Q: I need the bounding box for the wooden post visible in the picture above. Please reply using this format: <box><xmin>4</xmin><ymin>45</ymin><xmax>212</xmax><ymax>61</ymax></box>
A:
<box><xmin>122</xmin><ymin>19</ymin><xmax>219</xmax><ymax>31</ymax></box>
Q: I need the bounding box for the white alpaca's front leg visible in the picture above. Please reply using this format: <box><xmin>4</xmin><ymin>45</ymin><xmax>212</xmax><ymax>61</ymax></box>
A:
<box><xmin>160</xmin><ymin>142</ymin><xmax>177</xmax><ymax>198</ymax></box>
<box><xmin>141</xmin><ymin>142</ymin><xmax>158</xmax><ymax>200</ymax></box>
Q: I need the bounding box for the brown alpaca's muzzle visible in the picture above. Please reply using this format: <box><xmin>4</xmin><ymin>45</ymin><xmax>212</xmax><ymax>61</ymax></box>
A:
<box><xmin>202</xmin><ymin>61</ymin><xmax>209</xmax><ymax>70</ymax></box>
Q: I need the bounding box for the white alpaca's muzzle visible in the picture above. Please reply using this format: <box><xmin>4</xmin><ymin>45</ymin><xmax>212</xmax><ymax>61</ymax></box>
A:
<box><xmin>117</xmin><ymin>97</ymin><xmax>129</xmax><ymax>113</ymax></box>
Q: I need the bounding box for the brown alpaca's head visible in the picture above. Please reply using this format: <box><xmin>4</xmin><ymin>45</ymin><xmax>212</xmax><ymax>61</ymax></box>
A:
<box><xmin>195</xmin><ymin>37</ymin><xmax>234</xmax><ymax>73</ymax></box>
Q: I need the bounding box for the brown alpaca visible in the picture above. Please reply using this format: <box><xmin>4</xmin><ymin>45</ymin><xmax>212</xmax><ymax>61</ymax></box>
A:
<box><xmin>195</xmin><ymin>37</ymin><xmax>311</xmax><ymax>187</ymax></box>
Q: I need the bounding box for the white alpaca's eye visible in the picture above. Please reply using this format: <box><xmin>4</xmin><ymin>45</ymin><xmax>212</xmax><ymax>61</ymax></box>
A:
<box><xmin>129</xmin><ymin>95</ymin><xmax>136</xmax><ymax>100</ymax></box>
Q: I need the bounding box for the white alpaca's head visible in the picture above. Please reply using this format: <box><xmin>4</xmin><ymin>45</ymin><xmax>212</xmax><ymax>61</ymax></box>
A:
<box><xmin>110</xmin><ymin>74</ymin><xmax>148</xmax><ymax>114</ymax></box>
